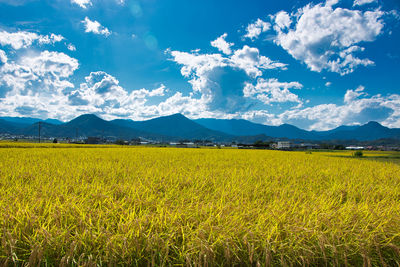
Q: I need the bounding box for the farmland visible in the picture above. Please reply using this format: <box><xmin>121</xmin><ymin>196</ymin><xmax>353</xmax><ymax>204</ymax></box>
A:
<box><xmin>0</xmin><ymin>144</ymin><xmax>399</xmax><ymax>265</ymax></box>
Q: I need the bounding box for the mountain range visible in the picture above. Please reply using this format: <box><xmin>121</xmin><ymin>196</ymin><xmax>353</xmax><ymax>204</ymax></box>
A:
<box><xmin>1</xmin><ymin>114</ymin><xmax>400</xmax><ymax>143</ymax></box>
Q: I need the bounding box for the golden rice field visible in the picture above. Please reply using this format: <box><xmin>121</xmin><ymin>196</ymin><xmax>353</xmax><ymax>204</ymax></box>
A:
<box><xmin>0</xmin><ymin>143</ymin><xmax>400</xmax><ymax>266</ymax></box>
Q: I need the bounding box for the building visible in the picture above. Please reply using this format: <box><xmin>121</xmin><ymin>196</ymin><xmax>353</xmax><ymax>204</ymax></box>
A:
<box><xmin>277</xmin><ymin>141</ymin><xmax>291</xmax><ymax>149</ymax></box>
<box><xmin>346</xmin><ymin>146</ymin><xmax>365</xmax><ymax>150</ymax></box>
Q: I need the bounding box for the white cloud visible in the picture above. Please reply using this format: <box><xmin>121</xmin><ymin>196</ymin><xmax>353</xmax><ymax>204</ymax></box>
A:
<box><xmin>67</xmin><ymin>44</ymin><xmax>76</xmax><ymax>51</ymax></box>
<box><xmin>353</xmin><ymin>0</ymin><xmax>377</xmax><ymax>6</ymax></box>
<box><xmin>274</xmin><ymin>12</ymin><xmax>291</xmax><ymax>30</ymax></box>
<box><xmin>168</xmin><ymin>45</ymin><xmax>286</xmax><ymax>90</ymax></box>
<box><xmin>244</xmin><ymin>18</ymin><xmax>271</xmax><ymax>40</ymax></box>
<box><xmin>211</xmin><ymin>33</ymin><xmax>234</xmax><ymax>55</ymax></box>
<box><xmin>82</xmin><ymin>17</ymin><xmax>111</xmax><ymax>37</ymax></box>
<box><xmin>0</xmin><ymin>51</ymin><xmax>79</xmax><ymax>120</ymax></box>
<box><xmin>0</xmin><ymin>30</ymin><xmax>65</xmax><ymax>50</ymax></box>
<box><xmin>272</xmin><ymin>1</ymin><xmax>385</xmax><ymax>75</ymax></box>
<box><xmin>71</xmin><ymin>0</ymin><xmax>92</xmax><ymax>9</ymax></box>
<box><xmin>38</xmin><ymin>33</ymin><xmax>64</xmax><ymax>45</ymax></box>
<box><xmin>230</xmin><ymin>45</ymin><xmax>287</xmax><ymax>78</ymax></box>
<box><xmin>325</xmin><ymin>81</ymin><xmax>332</xmax><ymax>87</ymax></box>
<box><xmin>168</xmin><ymin>43</ymin><xmax>292</xmax><ymax>114</ymax></box>
<box><xmin>344</xmin><ymin>85</ymin><xmax>365</xmax><ymax>103</ymax></box>
<box><xmin>67</xmin><ymin>71</ymin><xmax>171</xmax><ymax>119</ymax></box>
<box><xmin>0</xmin><ymin>56</ymin><xmax>177</xmax><ymax>120</ymax></box>
<box><xmin>20</xmin><ymin>51</ymin><xmax>79</xmax><ymax>78</ymax></box>
<box><xmin>0</xmin><ymin>51</ymin><xmax>78</xmax><ymax>94</ymax></box>
<box><xmin>0</xmin><ymin>49</ymin><xmax>7</xmax><ymax>63</ymax></box>
<box><xmin>244</xmin><ymin>78</ymin><xmax>302</xmax><ymax>105</ymax></box>
<box><xmin>268</xmin><ymin>88</ymin><xmax>400</xmax><ymax>130</ymax></box>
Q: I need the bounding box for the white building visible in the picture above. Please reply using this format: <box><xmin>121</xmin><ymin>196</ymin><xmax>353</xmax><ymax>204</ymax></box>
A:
<box><xmin>346</xmin><ymin>146</ymin><xmax>364</xmax><ymax>150</ymax></box>
<box><xmin>277</xmin><ymin>141</ymin><xmax>291</xmax><ymax>149</ymax></box>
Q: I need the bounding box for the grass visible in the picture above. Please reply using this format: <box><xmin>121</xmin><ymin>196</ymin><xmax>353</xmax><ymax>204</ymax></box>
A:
<box><xmin>0</xmin><ymin>143</ymin><xmax>399</xmax><ymax>265</ymax></box>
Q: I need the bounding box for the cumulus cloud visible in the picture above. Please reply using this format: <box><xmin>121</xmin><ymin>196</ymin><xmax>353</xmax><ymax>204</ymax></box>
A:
<box><xmin>71</xmin><ymin>0</ymin><xmax>92</xmax><ymax>9</ymax></box>
<box><xmin>82</xmin><ymin>17</ymin><xmax>111</xmax><ymax>37</ymax></box>
<box><xmin>230</xmin><ymin>45</ymin><xmax>287</xmax><ymax>77</ymax></box>
<box><xmin>244</xmin><ymin>78</ymin><xmax>303</xmax><ymax>105</ymax></box>
<box><xmin>0</xmin><ymin>35</ymin><xmax>206</xmax><ymax>121</ymax></box>
<box><xmin>271</xmin><ymin>1</ymin><xmax>385</xmax><ymax>75</ymax></box>
<box><xmin>0</xmin><ymin>56</ymin><xmax>179</xmax><ymax>120</ymax></box>
<box><xmin>210</xmin><ymin>33</ymin><xmax>234</xmax><ymax>55</ymax></box>
<box><xmin>0</xmin><ymin>50</ymin><xmax>79</xmax><ymax>119</ymax></box>
<box><xmin>262</xmin><ymin>87</ymin><xmax>400</xmax><ymax>130</ymax></box>
<box><xmin>20</xmin><ymin>51</ymin><xmax>79</xmax><ymax>78</ymax></box>
<box><xmin>168</xmin><ymin>44</ymin><xmax>290</xmax><ymax>113</ymax></box>
<box><xmin>0</xmin><ymin>30</ymin><xmax>64</xmax><ymax>50</ymax></box>
<box><xmin>344</xmin><ymin>85</ymin><xmax>365</xmax><ymax>103</ymax></box>
<box><xmin>353</xmin><ymin>0</ymin><xmax>377</xmax><ymax>6</ymax></box>
<box><xmin>62</xmin><ymin>71</ymin><xmax>191</xmax><ymax>120</ymax></box>
<box><xmin>69</xmin><ymin>71</ymin><xmax>165</xmax><ymax>109</ymax></box>
<box><xmin>244</xmin><ymin>18</ymin><xmax>271</xmax><ymax>40</ymax></box>
<box><xmin>0</xmin><ymin>51</ymin><xmax>78</xmax><ymax>94</ymax></box>
<box><xmin>0</xmin><ymin>49</ymin><xmax>7</xmax><ymax>63</ymax></box>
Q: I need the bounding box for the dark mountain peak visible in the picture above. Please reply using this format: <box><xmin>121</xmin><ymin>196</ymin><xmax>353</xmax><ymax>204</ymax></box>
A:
<box><xmin>68</xmin><ymin>114</ymin><xmax>103</xmax><ymax>124</ymax></box>
<box><xmin>163</xmin><ymin>113</ymin><xmax>190</xmax><ymax>121</ymax></box>
<box><xmin>32</xmin><ymin>121</ymin><xmax>52</xmax><ymax>126</ymax></box>
<box><xmin>363</xmin><ymin>121</ymin><xmax>384</xmax><ymax>128</ymax></box>
<box><xmin>170</xmin><ymin>113</ymin><xmax>186</xmax><ymax>118</ymax></box>
<box><xmin>75</xmin><ymin>114</ymin><xmax>101</xmax><ymax>120</ymax></box>
<box><xmin>280</xmin><ymin>123</ymin><xmax>300</xmax><ymax>129</ymax></box>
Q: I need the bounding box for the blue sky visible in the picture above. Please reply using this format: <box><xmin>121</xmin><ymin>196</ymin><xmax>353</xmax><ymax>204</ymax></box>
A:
<box><xmin>0</xmin><ymin>0</ymin><xmax>399</xmax><ymax>130</ymax></box>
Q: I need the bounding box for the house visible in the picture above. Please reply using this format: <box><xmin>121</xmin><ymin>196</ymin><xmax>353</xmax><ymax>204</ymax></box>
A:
<box><xmin>277</xmin><ymin>141</ymin><xmax>291</xmax><ymax>149</ymax></box>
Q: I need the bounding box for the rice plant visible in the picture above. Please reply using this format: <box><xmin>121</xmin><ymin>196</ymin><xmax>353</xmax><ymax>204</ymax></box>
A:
<box><xmin>0</xmin><ymin>144</ymin><xmax>399</xmax><ymax>265</ymax></box>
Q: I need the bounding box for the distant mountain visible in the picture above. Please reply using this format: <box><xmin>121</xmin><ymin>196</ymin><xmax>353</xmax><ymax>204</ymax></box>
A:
<box><xmin>20</xmin><ymin>122</ymin><xmax>61</xmax><ymax>137</ymax></box>
<box><xmin>195</xmin><ymin>118</ymin><xmax>400</xmax><ymax>141</ymax></box>
<box><xmin>43</xmin><ymin>118</ymin><xmax>63</xmax><ymax>125</ymax></box>
<box><xmin>0</xmin><ymin>116</ymin><xmax>63</xmax><ymax>126</ymax></box>
<box><xmin>111</xmin><ymin>114</ymin><xmax>233</xmax><ymax>141</ymax></box>
<box><xmin>320</xmin><ymin>121</ymin><xmax>400</xmax><ymax>141</ymax></box>
<box><xmin>20</xmin><ymin>114</ymin><xmax>163</xmax><ymax>140</ymax></box>
<box><xmin>0</xmin><ymin>118</ymin><xmax>23</xmax><ymax>133</ymax></box>
<box><xmin>1</xmin><ymin>114</ymin><xmax>399</xmax><ymax>142</ymax></box>
<box><xmin>194</xmin><ymin>118</ymin><xmax>316</xmax><ymax>139</ymax></box>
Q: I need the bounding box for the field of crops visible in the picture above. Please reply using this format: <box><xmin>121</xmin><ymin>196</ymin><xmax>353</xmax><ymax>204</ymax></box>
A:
<box><xmin>0</xmin><ymin>144</ymin><xmax>399</xmax><ymax>266</ymax></box>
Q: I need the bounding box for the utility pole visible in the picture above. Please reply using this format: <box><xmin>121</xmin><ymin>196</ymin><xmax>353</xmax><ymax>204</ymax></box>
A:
<box><xmin>75</xmin><ymin>127</ymin><xmax>78</xmax><ymax>142</ymax></box>
<box><xmin>38</xmin><ymin>122</ymin><xmax>42</xmax><ymax>143</ymax></box>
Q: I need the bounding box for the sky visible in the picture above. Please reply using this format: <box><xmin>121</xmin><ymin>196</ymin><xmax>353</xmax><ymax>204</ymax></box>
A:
<box><xmin>0</xmin><ymin>0</ymin><xmax>399</xmax><ymax>130</ymax></box>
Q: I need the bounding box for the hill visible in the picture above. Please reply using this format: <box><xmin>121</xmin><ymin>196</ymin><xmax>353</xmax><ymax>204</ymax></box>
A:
<box><xmin>20</xmin><ymin>114</ymin><xmax>163</xmax><ymax>140</ymax></box>
<box><xmin>1</xmin><ymin>114</ymin><xmax>399</xmax><ymax>142</ymax></box>
<box><xmin>111</xmin><ymin>114</ymin><xmax>233</xmax><ymax>141</ymax></box>
<box><xmin>195</xmin><ymin>118</ymin><xmax>400</xmax><ymax>141</ymax></box>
